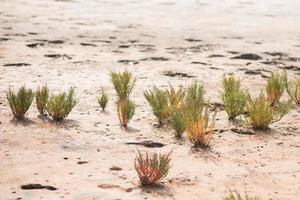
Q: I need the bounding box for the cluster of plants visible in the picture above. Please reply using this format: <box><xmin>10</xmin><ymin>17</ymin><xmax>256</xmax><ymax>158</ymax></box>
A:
<box><xmin>221</xmin><ymin>71</ymin><xmax>295</xmax><ymax>130</ymax></box>
<box><xmin>6</xmin><ymin>85</ymin><xmax>77</xmax><ymax>121</ymax></box>
<box><xmin>144</xmin><ymin>81</ymin><xmax>217</xmax><ymax>148</ymax></box>
<box><xmin>224</xmin><ymin>190</ymin><xmax>260</xmax><ymax>200</ymax></box>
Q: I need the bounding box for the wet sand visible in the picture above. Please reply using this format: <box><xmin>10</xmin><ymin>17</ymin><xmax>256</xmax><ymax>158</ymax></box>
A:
<box><xmin>0</xmin><ymin>0</ymin><xmax>300</xmax><ymax>199</ymax></box>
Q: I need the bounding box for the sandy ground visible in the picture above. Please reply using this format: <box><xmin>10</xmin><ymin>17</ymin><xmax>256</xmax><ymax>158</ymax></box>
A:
<box><xmin>1</xmin><ymin>0</ymin><xmax>300</xmax><ymax>199</ymax></box>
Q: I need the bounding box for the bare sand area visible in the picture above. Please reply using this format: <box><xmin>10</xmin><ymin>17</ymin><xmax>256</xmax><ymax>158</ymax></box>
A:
<box><xmin>0</xmin><ymin>0</ymin><xmax>300</xmax><ymax>199</ymax></box>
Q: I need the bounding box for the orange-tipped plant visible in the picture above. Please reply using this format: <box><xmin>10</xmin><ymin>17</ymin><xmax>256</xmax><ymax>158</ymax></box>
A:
<box><xmin>35</xmin><ymin>85</ymin><xmax>49</xmax><ymax>115</ymax></box>
<box><xmin>186</xmin><ymin>105</ymin><xmax>217</xmax><ymax>148</ymax></box>
<box><xmin>117</xmin><ymin>99</ymin><xmax>135</xmax><ymax>127</ymax></box>
<box><xmin>266</xmin><ymin>71</ymin><xmax>286</xmax><ymax>106</ymax></box>
<box><xmin>166</xmin><ymin>84</ymin><xmax>186</xmax><ymax>110</ymax></box>
<box><xmin>135</xmin><ymin>150</ymin><xmax>172</xmax><ymax>186</ymax></box>
<box><xmin>6</xmin><ymin>86</ymin><xmax>34</xmax><ymax>120</ymax></box>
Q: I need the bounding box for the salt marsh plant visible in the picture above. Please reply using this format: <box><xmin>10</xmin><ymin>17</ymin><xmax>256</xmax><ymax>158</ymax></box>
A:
<box><xmin>110</xmin><ymin>70</ymin><xmax>136</xmax><ymax>101</ymax></box>
<box><xmin>185</xmin><ymin>80</ymin><xmax>205</xmax><ymax>116</ymax></box>
<box><xmin>186</xmin><ymin>105</ymin><xmax>217</xmax><ymax>148</ymax></box>
<box><xmin>166</xmin><ymin>84</ymin><xmax>186</xmax><ymax>110</ymax></box>
<box><xmin>144</xmin><ymin>86</ymin><xmax>170</xmax><ymax>125</ymax></box>
<box><xmin>246</xmin><ymin>93</ymin><xmax>290</xmax><ymax>130</ymax></box>
<box><xmin>6</xmin><ymin>86</ymin><xmax>34</xmax><ymax>119</ymax></box>
<box><xmin>117</xmin><ymin>99</ymin><xmax>135</xmax><ymax>127</ymax></box>
<box><xmin>222</xmin><ymin>75</ymin><xmax>247</xmax><ymax>120</ymax></box>
<box><xmin>135</xmin><ymin>150</ymin><xmax>171</xmax><ymax>186</ymax></box>
<box><xmin>224</xmin><ymin>191</ymin><xmax>260</xmax><ymax>200</ymax></box>
<box><xmin>266</xmin><ymin>71</ymin><xmax>286</xmax><ymax>106</ymax></box>
<box><xmin>97</xmin><ymin>88</ymin><xmax>109</xmax><ymax>111</ymax></box>
<box><xmin>46</xmin><ymin>87</ymin><xmax>77</xmax><ymax>121</ymax></box>
<box><xmin>286</xmin><ymin>78</ymin><xmax>300</xmax><ymax>104</ymax></box>
<box><xmin>35</xmin><ymin>85</ymin><xmax>49</xmax><ymax>115</ymax></box>
<box><xmin>170</xmin><ymin>109</ymin><xmax>186</xmax><ymax>138</ymax></box>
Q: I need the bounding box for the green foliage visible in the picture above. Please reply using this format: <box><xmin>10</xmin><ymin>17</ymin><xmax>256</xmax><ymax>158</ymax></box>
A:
<box><xmin>224</xmin><ymin>191</ymin><xmax>260</xmax><ymax>200</ymax></box>
<box><xmin>144</xmin><ymin>86</ymin><xmax>170</xmax><ymax>125</ymax></box>
<box><xmin>117</xmin><ymin>99</ymin><xmax>135</xmax><ymax>127</ymax></box>
<box><xmin>46</xmin><ymin>87</ymin><xmax>77</xmax><ymax>121</ymax></box>
<box><xmin>166</xmin><ymin>84</ymin><xmax>186</xmax><ymax>110</ymax></box>
<box><xmin>35</xmin><ymin>85</ymin><xmax>49</xmax><ymax>115</ymax></box>
<box><xmin>266</xmin><ymin>71</ymin><xmax>287</xmax><ymax>106</ymax></box>
<box><xmin>6</xmin><ymin>86</ymin><xmax>34</xmax><ymax>119</ymax></box>
<box><xmin>135</xmin><ymin>150</ymin><xmax>171</xmax><ymax>186</ymax></box>
<box><xmin>186</xmin><ymin>105</ymin><xmax>217</xmax><ymax>148</ymax></box>
<box><xmin>222</xmin><ymin>75</ymin><xmax>247</xmax><ymax>120</ymax></box>
<box><xmin>286</xmin><ymin>77</ymin><xmax>300</xmax><ymax>104</ymax></box>
<box><xmin>170</xmin><ymin>109</ymin><xmax>186</xmax><ymax>138</ymax></box>
<box><xmin>110</xmin><ymin>70</ymin><xmax>136</xmax><ymax>101</ymax></box>
<box><xmin>246</xmin><ymin>93</ymin><xmax>291</xmax><ymax>130</ymax></box>
<box><xmin>97</xmin><ymin>88</ymin><xmax>109</xmax><ymax>111</ymax></box>
<box><xmin>184</xmin><ymin>80</ymin><xmax>205</xmax><ymax>119</ymax></box>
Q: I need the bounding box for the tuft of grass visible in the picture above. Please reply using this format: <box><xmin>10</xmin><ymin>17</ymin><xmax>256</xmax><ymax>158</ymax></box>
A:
<box><xmin>144</xmin><ymin>86</ymin><xmax>170</xmax><ymax>125</ymax></box>
<box><xmin>117</xmin><ymin>99</ymin><xmax>135</xmax><ymax>127</ymax></box>
<box><xmin>224</xmin><ymin>190</ymin><xmax>260</xmax><ymax>200</ymax></box>
<box><xmin>110</xmin><ymin>70</ymin><xmax>136</xmax><ymax>101</ymax></box>
<box><xmin>246</xmin><ymin>93</ymin><xmax>291</xmax><ymax>130</ymax></box>
<box><xmin>286</xmin><ymin>77</ymin><xmax>300</xmax><ymax>104</ymax></box>
<box><xmin>46</xmin><ymin>87</ymin><xmax>77</xmax><ymax>121</ymax></box>
<box><xmin>97</xmin><ymin>88</ymin><xmax>109</xmax><ymax>111</ymax></box>
<box><xmin>35</xmin><ymin>85</ymin><xmax>49</xmax><ymax>115</ymax></box>
<box><xmin>169</xmin><ymin>108</ymin><xmax>186</xmax><ymax>138</ymax></box>
<box><xmin>222</xmin><ymin>75</ymin><xmax>247</xmax><ymax>120</ymax></box>
<box><xmin>134</xmin><ymin>150</ymin><xmax>171</xmax><ymax>186</ymax></box>
<box><xmin>186</xmin><ymin>105</ymin><xmax>217</xmax><ymax>148</ymax></box>
<box><xmin>266</xmin><ymin>71</ymin><xmax>286</xmax><ymax>106</ymax></box>
<box><xmin>185</xmin><ymin>80</ymin><xmax>205</xmax><ymax>118</ymax></box>
<box><xmin>6</xmin><ymin>86</ymin><xmax>34</xmax><ymax>120</ymax></box>
<box><xmin>166</xmin><ymin>84</ymin><xmax>186</xmax><ymax>110</ymax></box>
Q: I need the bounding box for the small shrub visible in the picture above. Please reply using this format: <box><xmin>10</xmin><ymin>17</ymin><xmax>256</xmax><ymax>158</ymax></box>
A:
<box><xmin>134</xmin><ymin>150</ymin><xmax>171</xmax><ymax>186</ymax></box>
<box><xmin>166</xmin><ymin>84</ymin><xmax>186</xmax><ymax>110</ymax></box>
<box><xmin>46</xmin><ymin>87</ymin><xmax>77</xmax><ymax>121</ymax></box>
<box><xmin>117</xmin><ymin>99</ymin><xmax>135</xmax><ymax>127</ymax></box>
<box><xmin>170</xmin><ymin>109</ymin><xmax>186</xmax><ymax>138</ymax></box>
<box><xmin>266</xmin><ymin>71</ymin><xmax>286</xmax><ymax>106</ymax></box>
<box><xmin>110</xmin><ymin>70</ymin><xmax>136</xmax><ymax>101</ymax></box>
<box><xmin>185</xmin><ymin>80</ymin><xmax>205</xmax><ymax>115</ymax></box>
<box><xmin>97</xmin><ymin>88</ymin><xmax>109</xmax><ymax>111</ymax></box>
<box><xmin>186</xmin><ymin>105</ymin><xmax>217</xmax><ymax>148</ymax></box>
<box><xmin>222</xmin><ymin>75</ymin><xmax>247</xmax><ymax>120</ymax></box>
<box><xmin>224</xmin><ymin>190</ymin><xmax>260</xmax><ymax>200</ymax></box>
<box><xmin>6</xmin><ymin>86</ymin><xmax>34</xmax><ymax>119</ymax></box>
<box><xmin>246</xmin><ymin>93</ymin><xmax>290</xmax><ymax>130</ymax></box>
<box><xmin>286</xmin><ymin>78</ymin><xmax>300</xmax><ymax>104</ymax></box>
<box><xmin>144</xmin><ymin>86</ymin><xmax>170</xmax><ymax>125</ymax></box>
<box><xmin>35</xmin><ymin>85</ymin><xmax>49</xmax><ymax>115</ymax></box>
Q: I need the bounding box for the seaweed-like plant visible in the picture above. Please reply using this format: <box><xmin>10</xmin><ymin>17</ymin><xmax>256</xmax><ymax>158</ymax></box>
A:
<box><xmin>97</xmin><ymin>88</ymin><xmax>109</xmax><ymax>111</ymax></box>
<box><xmin>135</xmin><ymin>150</ymin><xmax>171</xmax><ymax>186</ymax></box>
<box><xmin>170</xmin><ymin>109</ymin><xmax>186</xmax><ymax>138</ymax></box>
<box><xmin>186</xmin><ymin>105</ymin><xmax>217</xmax><ymax>148</ymax></box>
<box><xmin>286</xmin><ymin>78</ymin><xmax>300</xmax><ymax>104</ymax></box>
<box><xmin>36</xmin><ymin>85</ymin><xmax>49</xmax><ymax>115</ymax></box>
<box><xmin>144</xmin><ymin>86</ymin><xmax>170</xmax><ymax>125</ymax></box>
<box><xmin>224</xmin><ymin>190</ymin><xmax>260</xmax><ymax>200</ymax></box>
<box><xmin>266</xmin><ymin>71</ymin><xmax>286</xmax><ymax>106</ymax></box>
<box><xmin>46</xmin><ymin>87</ymin><xmax>77</xmax><ymax>121</ymax></box>
<box><xmin>246</xmin><ymin>93</ymin><xmax>290</xmax><ymax>130</ymax></box>
<box><xmin>166</xmin><ymin>84</ymin><xmax>186</xmax><ymax>110</ymax></box>
<box><xmin>222</xmin><ymin>75</ymin><xmax>247</xmax><ymax>120</ymax></box>
<box><xmin>185</xmin><ymin>80</ymin><xmax>205</xmax><ymax>116</ymax></box>
<box><xmin>110</xmin><ymin>70</ymin><xmax>136</xmax><ymax>101</ymax></box>
<box><xmin>6</xmin><ymin>86</ymin><xmax>34</xmax><ymax>119</ymax></box>
<box><xmin>117</xmin><ymin>99</ymin><xmax>135</xmax><ymax>127</ymax></box>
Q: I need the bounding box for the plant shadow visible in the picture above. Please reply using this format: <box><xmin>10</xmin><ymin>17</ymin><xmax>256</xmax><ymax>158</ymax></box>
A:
<box><xmin>139</xmin><ymin>183</ymin><xmax>173</xmax><ymax>198</ymax></box>
<box><xmin>10</xmin><ymin>118</ymin><xmax>36</xmax><ymax>127</ymax></box>
<box><xmin>38</xmin><ymin>115</ymin><xmax>79</xmax><ymax>130</ymax></box>
<box><xmin>190</xmin><ymin>146</ymin><xmax>220</xmax><ymax>163</ymax></box>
